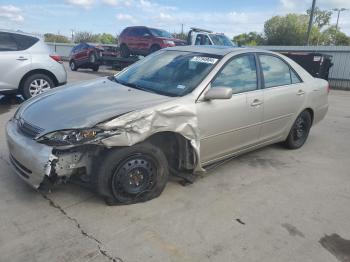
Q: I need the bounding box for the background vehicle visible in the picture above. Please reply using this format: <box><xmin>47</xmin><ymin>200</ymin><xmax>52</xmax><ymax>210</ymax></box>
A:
<box><xmin>0</xmin><ymin>30</ymin><xmax>67</xmax><ymax>99</ymax></box>
<box><xmin>187</xmin><ymin>27</ymin><xmax>235</xmax><ymax>46</ymax></box>
<box><xmin>101</xmin><ymin>45</ymin><xmax>119</xmax><ymax>58</ymax></box>
<box><xmin>7</xmin><ymin>46</ymin><xmax>329</xmax><ymax>205</ymax></box>
<box><xmin>280</xmin><ymin>52</ymin><xmax>333</xmax><ymax>80</ymax></box>
<box><xmin>118</xmin><ymin>26</ymin><xmax>186</xmax><ymax>57</ymax></box>
<box><xmin>69</xmin><ymin>42</ymin><xmax>103</xmax><ymax>72</ymax></box>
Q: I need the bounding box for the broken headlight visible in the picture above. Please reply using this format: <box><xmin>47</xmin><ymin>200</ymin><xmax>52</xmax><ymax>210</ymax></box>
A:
<box><xmin>37</xmin><ymin>129</ymin><xmax>101</xmax><ymax>146</ymax></box>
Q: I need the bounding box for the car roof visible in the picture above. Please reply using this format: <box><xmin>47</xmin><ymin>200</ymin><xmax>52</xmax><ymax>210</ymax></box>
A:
<box><xmin>0</xmin><ymin>29</ymin><xmax>41</xmax><ymax>39</ymax></box>
<box><xmin>165</xmin><ymin>45</ymin><xmax>266</xmax><ymax>56</ymax></box>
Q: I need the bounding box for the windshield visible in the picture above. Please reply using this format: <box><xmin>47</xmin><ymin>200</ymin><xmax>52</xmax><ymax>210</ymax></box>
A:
<box><xmin>209</xmin><ymin>34</ymin><xmax>234</xmax><ymax>46</ymax></box>
<box><xmin>115</xmin><ymin>50</ymin><xmax>221</xmax><ymax>97</ymax></box>
<box><xmin>149</xmin><ymin>28</ymin><xmax>173</xmax><ymax>38</ymax></box>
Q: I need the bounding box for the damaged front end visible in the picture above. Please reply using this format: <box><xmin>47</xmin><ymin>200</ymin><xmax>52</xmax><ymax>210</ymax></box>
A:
<box><xmin>6</xmin><ymin>119</ymin><xmax>107</xmax><ymax>190</ymax></box>
<box><xmin>6</xmin><ymin>97</ymin><xmax>203</xmax><ymax>191</ymax></box>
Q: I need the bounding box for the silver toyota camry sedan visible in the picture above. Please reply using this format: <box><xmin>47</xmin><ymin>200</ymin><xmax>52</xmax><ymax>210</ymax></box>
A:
<box><xmin>6</xmin><ymin>46</ymin><xmax>329</xmax><ymax>205</ymax></box>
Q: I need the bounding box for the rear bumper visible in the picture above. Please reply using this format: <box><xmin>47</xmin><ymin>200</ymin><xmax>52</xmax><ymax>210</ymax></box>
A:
<box><xmin>6</xmin><ymin>119</ymin><xmax>55</xmax><ymax>188</ymax></box>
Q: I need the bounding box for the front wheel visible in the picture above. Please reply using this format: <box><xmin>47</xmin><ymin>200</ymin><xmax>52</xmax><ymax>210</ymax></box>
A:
<box><xmin>150</xmin><ymin>45</ymin><xmax>161</xmax><ymax>54</ymax></box>
<box><xmin>284</xmin><ymin>110</ymin><xmax>312</xmax><ymax>149</ymax></box>
<box><xmin>92</xmin><ymin>143</ymin><xmax>169</xmax><ymax>205</ymax></box>
<box><xmin>70</xmin><ymin>60</ymin><xmax>77</xmax><ymax>71</ymax></box>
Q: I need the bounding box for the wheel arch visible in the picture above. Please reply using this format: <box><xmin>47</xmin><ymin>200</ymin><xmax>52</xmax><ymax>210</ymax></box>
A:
<box><xmin>144</xmin><ymin>131</ymin><xmax>197</xmax><ymax>173</ymax></box>
<box><xmin>304</xmin><ymin>107</ymin><xmax>314</xmax><ymax>125</ymax></box>
<box><xmin>19</xmin><ymin>69</ymin><xmax>58</xmax><ymax>91</ymax></box>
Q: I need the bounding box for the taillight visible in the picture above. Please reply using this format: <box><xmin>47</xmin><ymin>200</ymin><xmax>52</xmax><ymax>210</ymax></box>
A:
<box><xmin>50</xmin><ymin>54</ymin><xmax>62</xmax><ymax>64</ymax></box>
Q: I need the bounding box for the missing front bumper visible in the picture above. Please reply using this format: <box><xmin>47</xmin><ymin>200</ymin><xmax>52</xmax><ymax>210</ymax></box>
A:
<box><xmin>6</xmin><ymin>119</ymin><xmax>96</xmax><ymax>189</ymax></box>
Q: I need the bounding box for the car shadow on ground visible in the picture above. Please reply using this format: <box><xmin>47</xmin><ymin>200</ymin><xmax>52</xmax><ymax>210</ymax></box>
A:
<box><xmin>0</xmin><ymin>95</ymin><xmax>23</xmax><ymax>114</ymax></box>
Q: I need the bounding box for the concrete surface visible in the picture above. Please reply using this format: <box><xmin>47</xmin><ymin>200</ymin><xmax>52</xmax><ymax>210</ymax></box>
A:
<box><xmin>0</xmin><ymin>64</ymin><xmax>349</xmax><ymax>262</ymax></box>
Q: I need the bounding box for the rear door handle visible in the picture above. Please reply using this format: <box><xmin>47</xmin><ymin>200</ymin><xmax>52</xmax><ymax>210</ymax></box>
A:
<box><xmin>16</xmin><ymin>57</ymin><xmax>28</xmax><ymax>61</ymax></box>
<box><xmin>251</xmin><ymin>99</ymin><xmax>263</xmax><ymax>107</ymax></box>
<box><xmin>297</xmin><ymin>90</ymin><xmax>305</xmax><ymax>96</ymax></box>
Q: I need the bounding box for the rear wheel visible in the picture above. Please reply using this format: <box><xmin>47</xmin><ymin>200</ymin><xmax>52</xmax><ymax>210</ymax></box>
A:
<box><xmin>70</xmin><ymin>60</ymin><xmax>77</xmax><ymax>71</ymax></box>
<box><xmin>92</xmin><ymin>65</ymin><xmax>99</xmax><ymax>72</ymax></box>
<box><xmin>284</xmin><ymin>110</ymin><xmax>312</xmax><ymax>149</ymax></box>
<box><xmin>120</xmin><ymin>44</ymin><xmax>130</xmax><ymax>58</ymax></box>
<box><xmin>92</xmin><ymin>143</ymin><xmax>169</xmax><ymax>205</ymax></box>
<box><xmin>21</xmin><ymin>74</ymin><xmax>54</xmax><ymax>99</ymax></box>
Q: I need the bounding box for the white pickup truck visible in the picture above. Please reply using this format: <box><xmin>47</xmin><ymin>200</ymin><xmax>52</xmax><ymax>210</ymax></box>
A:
<box><xmin>187</xmin><ymin>27</ymin><xmax>235</xmax><ymax>47</ymax></box>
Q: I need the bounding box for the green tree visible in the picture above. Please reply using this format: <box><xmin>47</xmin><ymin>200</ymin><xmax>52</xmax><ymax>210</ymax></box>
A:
<box><xmin>320</xmin><ymin>26</ymin><xmax>350</xmax><ymax>45</ymax></box>
<box><xmin>233</xmin><ymin>32</ymin><xmax>265</xmax><ymax>46</ymax></box>
<box><xmin>74</xmin><ymin>31</ymin><xmax>100</xmax><ymax>43</ymax></box>
<box><xmin>99</xmin><ymin>33</ymin><xmax>116</xmax><ymax>44</ymax></box>
<box><xmin>264</xmin><ymin>14</ymin><xmax>320</xmax><ymax>45</ymax></box>
<box><xmin>307</xmin><ymin>7</ymin><xmax>332</xmax><ymax>30</ymax></box>
<box><xmin>44</xmin><ymin>33</ymin><xmax>70</xmax><ymax>43</ymax></box>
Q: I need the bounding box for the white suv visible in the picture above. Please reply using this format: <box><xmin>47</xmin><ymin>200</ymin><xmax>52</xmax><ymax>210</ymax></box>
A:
<box><xmin>0</xmin><ymin>30</ymin><xmax>67</xmax><ymax>99</ymax></box>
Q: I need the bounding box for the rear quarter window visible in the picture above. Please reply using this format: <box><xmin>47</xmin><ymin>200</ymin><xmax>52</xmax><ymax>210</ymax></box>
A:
<box><xmin>12</xmin><ymin>34</ymin><xmax>39</xmax><ymax>50</ymax></box>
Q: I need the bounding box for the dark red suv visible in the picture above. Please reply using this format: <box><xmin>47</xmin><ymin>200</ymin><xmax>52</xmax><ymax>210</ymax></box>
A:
<box><xmin>119</xmin><ymin>26</ymin><xmax>186</xmax><ymax>57</ymax></box>
<box><xmin>69</xmin><ymin>43</ymin><xmax>103</xmax><ymax>72</ymax></box>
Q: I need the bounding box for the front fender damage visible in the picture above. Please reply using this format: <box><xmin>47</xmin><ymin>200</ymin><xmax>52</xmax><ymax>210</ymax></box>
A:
<box><xmin>97</xmin><ymin>102</ymin><xmax>204</xmax><ymax>172</ymax></box>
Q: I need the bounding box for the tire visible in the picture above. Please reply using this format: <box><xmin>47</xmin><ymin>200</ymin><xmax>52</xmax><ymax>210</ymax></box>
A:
<box><xmin>89</xmin><ymin>52</ymin><xmax>97</xmax><ymax>63</ymax></box>
<box><xmin>284</xmin><ymin>110</ymin><xmax>312</xmax><ymax>149</ymax></box>
<box><xmin>120</xmin><ymin>44</ymin><xmax>130</xmax><ymax>58</ymax></box>
<box><xmin>92</xmin><ymin>65</ymin><xmax>99</xmax><ymax>72</ymax></box>
<box><xmin>92</xmin><ymin>143</ymin><xmax>169</xmax><ymax>205</ymax></box>
<box><xmin>70</xmin><ymin>60</ymin><xmax>77</xmax><ymax>71</ymax></box>
<box><xmin>150</xmin><ymin>45</ymin><xmax>161</xmax><ymax>54</ymax></box>
<box><xmin>21</xmin><ymin>74</ymin><xmax>55</xmax><ymax>100</ymax></box>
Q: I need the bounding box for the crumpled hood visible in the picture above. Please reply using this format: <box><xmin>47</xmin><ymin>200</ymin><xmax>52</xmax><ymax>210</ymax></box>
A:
<box><xmin>18</xmin><ymin>78</ymin><xmax>173</xmax><ymax>134</ymax></box>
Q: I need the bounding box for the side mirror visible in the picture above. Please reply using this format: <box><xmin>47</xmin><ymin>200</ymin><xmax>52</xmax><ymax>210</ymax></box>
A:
<box><xmin>204</xmin><ymin>87</ymin><xmax>233</xmax><ymax>100</ymax></box>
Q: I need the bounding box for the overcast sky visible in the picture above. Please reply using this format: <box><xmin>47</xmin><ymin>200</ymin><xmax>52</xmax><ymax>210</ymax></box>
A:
<box><xmin>1</xmin><ymin>0</ymin><xmax>350</xmax><ymax>38</ymax></box>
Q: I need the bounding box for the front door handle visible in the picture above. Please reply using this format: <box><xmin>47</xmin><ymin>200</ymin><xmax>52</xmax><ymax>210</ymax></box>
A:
<box><xmin>251</xmin><ymin>99</ymin><xmax>263</xmax><ymax>107</ymax></box>
<box><xmin>297</xmin><ymin>90</ymin><xmax>305</xmax><ymax>96</ymax></box>
<box><xmin>16</xmin><ymin>57</ymin><xmax>28</xmax><ymax>61</ymax></box>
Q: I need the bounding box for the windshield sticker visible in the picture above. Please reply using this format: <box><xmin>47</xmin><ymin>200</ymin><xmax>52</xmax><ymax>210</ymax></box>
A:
<box><xmin>177</xmin><ymin>85</ymin><xmax>186</xmax><ymax>89</ymax></box>
<box><xmin>190</xmin><ymin>56</ymin><xmax>218</xmax><ymax>64</ymax></box>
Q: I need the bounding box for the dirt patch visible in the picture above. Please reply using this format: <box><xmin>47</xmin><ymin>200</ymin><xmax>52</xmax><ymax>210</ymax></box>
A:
<box><xmin>320</xmin><ymin>234</ymin><xmax>350</xmax><ymax>262</ymax></box>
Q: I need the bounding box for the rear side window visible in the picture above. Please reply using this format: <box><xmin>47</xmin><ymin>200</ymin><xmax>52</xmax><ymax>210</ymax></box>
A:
<box><xmin>259</xmin><ymin>54</ymin><xmax>301</xmax><ymax>88</ymax></box>
<box><xmin>0</xmin><ymin>32</ymin><xmax>18</xmax><ymax>51</ymax></box>
<box><xmin>212</xmin><ymin>54</ymin><xmax>258</xmax><ymax>94</ymax></box>
<box><xmin>12</xmin><ymin>34</ymin><xmax>39</xmax><ymax>50</ymax></box>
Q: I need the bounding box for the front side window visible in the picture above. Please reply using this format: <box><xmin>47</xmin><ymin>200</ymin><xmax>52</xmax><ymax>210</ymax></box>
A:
<box><xmin>149</xmin><ymin>28</ymin><xmax>173</xmax><ymax>38</ymax></box>
<box><xmin>0</xmin><ymin>32</ymin><xmax>18</xmax><ymax>51</ymax></box>
<box><xmin>212</xmin><ymin>54</ymin><xmax>258</xmax><ymax>94</ymax></box>
<box><xmin>209</xmin><ymin>34</ymin><xmax>234</xmax><ymax>46</ymax></box>
<box><xmin>195</xmin><ymin>35</ymin><xmax>202</xmax><ymax>45</ymax></box>
<box><xmin>259</xmin><ymin>55</ymin><xmax>294</xmax><ymax>88</ymax></box>
<box><xmin>115</xmin><ymin>50</ymin><xmax>221</xmax><ymax>97</ymax></box>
